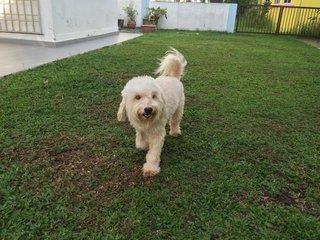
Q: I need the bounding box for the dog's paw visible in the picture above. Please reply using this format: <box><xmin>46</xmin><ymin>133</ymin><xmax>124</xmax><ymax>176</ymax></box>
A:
<box><xmin>143</xmin><ymin>163</ymin><xmax>160</xmax><ymax>177</ymax></box>
<box><xmin>169</xmin><ymin>129</ymin><xmax>181</xmax><ymax>137</ymax></box>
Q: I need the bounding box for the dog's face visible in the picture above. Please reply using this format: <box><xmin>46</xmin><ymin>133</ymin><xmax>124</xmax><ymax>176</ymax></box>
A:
<box><xmin>117</xmin><ymin>77</ymin><xmax>166</xmax><ymax>125</ymax></box>
<box><xmin>127</xmin><ymin>90</ymin><xmax>164</xmax><ymax>122</ymax></box>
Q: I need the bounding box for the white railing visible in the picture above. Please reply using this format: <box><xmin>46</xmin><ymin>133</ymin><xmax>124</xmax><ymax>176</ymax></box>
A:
<box><xmin>0</xmin><ymin>0</ymin><xmax>41</xmax><ymax>34</ymax></box>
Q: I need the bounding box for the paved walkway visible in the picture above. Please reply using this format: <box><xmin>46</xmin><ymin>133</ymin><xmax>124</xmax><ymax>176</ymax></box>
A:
<box><xmin>0</xmin><ymin>33</ymin><xmax>142</xmax><ymax>78</ymax></box>
<box><xmin>300</xmin><ymin>38</ymin><xmax>320</xmax><ymax>49</ymax></box>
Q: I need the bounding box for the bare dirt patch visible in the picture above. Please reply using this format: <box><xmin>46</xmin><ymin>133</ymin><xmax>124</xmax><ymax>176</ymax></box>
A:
<box><xmin>259</xmin><ymin>185</ymin><xmax>317</xmax><ymax>215</ymax></box>
<box><xmin>252</xmin><ymin>120</ymin><xmax>288</xmax><ymax>136</ymax></box>
<box><xmin>13</xmin><ymin>133</ymin><xmax>150</xmax><ymax>200</ymax></box>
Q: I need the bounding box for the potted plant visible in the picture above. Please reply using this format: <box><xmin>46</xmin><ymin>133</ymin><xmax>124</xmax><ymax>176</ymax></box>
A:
<box><xmin>141</xmin><ymin>7</ymin><xmax>167</xmax><ymax>33</ymax></box>
<box><xmin>141</xmin><ymin>14</ymin><xmax>156</xmax><ymax>33</ymax></box>
<box><xmin>123</xmin><ymin>1</ymin><xmax>138</xmax><ymax>29</ymax></box>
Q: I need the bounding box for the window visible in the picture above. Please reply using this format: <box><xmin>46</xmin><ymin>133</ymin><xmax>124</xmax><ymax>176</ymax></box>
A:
<box><xmin>274</xmin><ymin>0</ymin><xmax>280</xmax><ymax>3</ymax></box>
<box><xmin>284</xmin><ymin>0</ymin><xmax>291</xmax><ymax>3</ymax></box>
<box><xmin>0</xmin><ymin>0</ymin><xmax>41</xmax><ymax>34</ymax></box>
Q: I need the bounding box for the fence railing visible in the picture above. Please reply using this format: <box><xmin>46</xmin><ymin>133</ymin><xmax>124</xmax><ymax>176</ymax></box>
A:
<box><xmin>0</xmin><ymin>0</ymin><xmax>42</xmax><ymax>34</ymax></box>
<box><xmin>236</xmin><ymin>5</ymin><xmax>320</xmax><ymax>37</ymax></box>
<box><xmin>150</xmin><ymin>1</ymin><xmax>223</xmax><ymax>3</ymax></box>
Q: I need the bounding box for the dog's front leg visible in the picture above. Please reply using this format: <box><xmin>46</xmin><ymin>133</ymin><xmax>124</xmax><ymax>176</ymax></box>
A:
<box><xmin>143</xmin><ymin>130</ymin><xmax>165</xmax><ymax>177</ymax></box>
<box><xmin>136</xmin><ymin>131</ymin><xmax>148</xmax><ymax>150</ymax></box>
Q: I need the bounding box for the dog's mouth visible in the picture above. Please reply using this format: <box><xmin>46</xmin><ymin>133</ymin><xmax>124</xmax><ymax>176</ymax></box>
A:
<box><xmin>143</xmin><ymin>113</ymin><xmax>152</xmax><ymax>119</ymax></box>
<box><xmin>139</xmin><ymin>111</ymin><xmax>157</xmax><ymax>120</ymax></box>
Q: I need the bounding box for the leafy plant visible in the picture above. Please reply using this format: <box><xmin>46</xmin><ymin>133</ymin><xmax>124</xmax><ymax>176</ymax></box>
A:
<box><xmin>123</xmin><ymin>1</ymin><xmax>138</xmax><ymax>22</ymax></box>
<box><xmin>262</xmin><ymin>0</ymin><xmax>271</xmax><ymax>15</ymax></box>
<box><xmin>237</xmin><ymin>5</ymin><xmax>276</xmax><ymax>32</ymax></box>
<box><xmin>299</xmin><ymin>10</ymin><xmax>320</xmax><ymax>37</ymax></box>
<box><xmin>146</xmin><ymin>7</ymin><xmax>167</xmax><ymax>25</ymax></box>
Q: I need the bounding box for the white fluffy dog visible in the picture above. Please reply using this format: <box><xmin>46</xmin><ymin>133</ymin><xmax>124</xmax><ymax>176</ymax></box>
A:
<box><xmin>117</xmin><ymin>48</ymin><xmax>187</xmax><ymax>177</ymax></box>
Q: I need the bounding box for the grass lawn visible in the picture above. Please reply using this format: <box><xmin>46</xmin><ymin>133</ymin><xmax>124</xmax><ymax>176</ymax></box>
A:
<box><xmin>0</xmin><ymin>31</ymin><xmax>319</xmax><ymax>239</ymax></box>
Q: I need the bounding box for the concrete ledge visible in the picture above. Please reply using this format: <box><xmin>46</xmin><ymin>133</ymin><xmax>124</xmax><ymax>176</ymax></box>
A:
<box><xmin>0</xmin><ymin>31</ymin><xmax>119</xmax><ymax>47</ymax></box>
<box><xmin>0</xmin><ymin>32</ymin><xmax>142</xmax><ymax>78</ymax></box>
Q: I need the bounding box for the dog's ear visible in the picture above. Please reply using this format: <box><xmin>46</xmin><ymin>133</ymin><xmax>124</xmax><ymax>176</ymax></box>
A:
<box><xmin>159</xmin><ymin>92</ymin><xmax>166</xmax><ymax>105</ymax></box>
<box><xmin>117</xmin><ymin>96</ymin><xmax>127</xmax><ymax>121</ymax></box>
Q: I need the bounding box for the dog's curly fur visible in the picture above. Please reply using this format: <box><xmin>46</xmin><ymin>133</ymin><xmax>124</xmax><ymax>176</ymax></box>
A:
<box><xmin>117</xmin><ymin>48</ymin><xmax>187</xmax><ymax>176</ymax></box>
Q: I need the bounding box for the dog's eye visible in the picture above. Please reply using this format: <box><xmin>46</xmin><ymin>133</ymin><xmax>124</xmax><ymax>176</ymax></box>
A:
<box><xmin>135</xmin><ymin>95</ymin><xmax>141</xmax><ymax>100</ymax></box>
<box><xmin>152</xmin><ymin>94</ymin><xmax>157</xmax><ymax>99</ymax></box>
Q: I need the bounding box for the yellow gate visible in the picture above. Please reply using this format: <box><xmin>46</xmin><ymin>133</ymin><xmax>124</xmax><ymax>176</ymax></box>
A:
<box><xmin>236</xmin><ymin>4</ymin><xmax>320</xmax><ymax>37</ymax></box>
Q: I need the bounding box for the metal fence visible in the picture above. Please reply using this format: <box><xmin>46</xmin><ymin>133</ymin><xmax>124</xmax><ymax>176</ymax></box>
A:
<box><xmin>152</xmin><ymin>1</ymin><xmax>223</xmax><ymax>3</ymax></box>
<box><xmin>236</xmin><ymin>5</ymin><xmax>320</xmax><ymax>37</ymax></box>
<box><xmin>0</xmin><ymin>0</ymin><xmax>41</xmax><ymax>34</ymax></box>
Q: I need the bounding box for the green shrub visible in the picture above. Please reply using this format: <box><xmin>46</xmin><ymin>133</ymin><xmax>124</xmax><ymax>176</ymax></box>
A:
<box><xmin>237</xmin><ymin>5</ymin><xmax>276</xmax><ymax>32</ymax></box>
<box><xmin>299</xmin><ymin>10</ymin><xmax>320</xmax><ymax>37</ymax></box>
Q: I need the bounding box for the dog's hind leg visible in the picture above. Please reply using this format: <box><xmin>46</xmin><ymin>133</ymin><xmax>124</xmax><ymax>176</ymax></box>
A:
<box><xmin>169</xmin><ymin>100</ymin><xmax>184</xmax><ymax>137</ymax></box>
<box><xmin>136</xmin><ymin>131</ymin><xmax>148</xmax><ymax>150</ymax></box>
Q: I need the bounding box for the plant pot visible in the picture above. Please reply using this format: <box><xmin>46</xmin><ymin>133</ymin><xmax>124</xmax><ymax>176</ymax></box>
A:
<box><xmin>143</xmin><ymin>18</ymin><xmax>156</xmax><ymax>25</ymax></box>
<box><xmin>118</xmin><ymin>19</ymin><xmax>124</xmax><ymax>29</ymax></box>
<box><xmin>127</xmin><ymin>20</ymin><xmax>136</xmax><ymax>29</ymax></box>
<box><xmin>141</xmin><ymin>24</ymin><xmax>156</xmax><ymax>33</ymax></box>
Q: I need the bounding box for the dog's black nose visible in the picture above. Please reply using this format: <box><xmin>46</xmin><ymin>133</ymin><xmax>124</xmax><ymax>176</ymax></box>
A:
<box><xmin>144</xmin><ymin>107</ymin><xmax>153</xmax><ymax>115</ymax></box>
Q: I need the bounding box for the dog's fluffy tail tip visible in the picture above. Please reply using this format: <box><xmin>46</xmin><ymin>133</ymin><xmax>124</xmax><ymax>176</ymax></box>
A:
<box><xmin>155</xmin><ymin>47</ymin><xmax>187</xmax><ymax>79</ymax></box>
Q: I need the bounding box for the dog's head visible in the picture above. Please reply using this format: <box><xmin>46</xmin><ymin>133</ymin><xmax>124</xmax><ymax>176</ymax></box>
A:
<box><xmin>117</xmin><ymin>77</ymin><xmax>166</xmax><ymax>126</ymax></box>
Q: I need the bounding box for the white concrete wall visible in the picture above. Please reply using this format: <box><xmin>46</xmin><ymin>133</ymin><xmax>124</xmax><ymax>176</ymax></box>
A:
<box><xmin>51</xmin><ymin>0</ymin><xmax>118</xmax><ymax>42</ymax></box>
<box><xmin>0</xmin><ymin>0</ymin><xmax>118</xmax><ymax>45</ymax></box>
<box><xmin>149</xmin><ymin>2</ymin><xmax>237</xmax><ymax>32</ymax></box>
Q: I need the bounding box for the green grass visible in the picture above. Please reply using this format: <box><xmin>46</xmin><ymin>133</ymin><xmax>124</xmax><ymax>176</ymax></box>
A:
<box><xmin>1</xmin><ymin>31</ymin><xmax>319</xmax><ymax>239</ymax></box>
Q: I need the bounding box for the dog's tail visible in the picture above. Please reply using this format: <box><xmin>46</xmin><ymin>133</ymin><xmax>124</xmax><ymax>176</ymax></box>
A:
<box><xmin>155</xmin><ymin>48</ymin><xmax>187</xmax><ymax>80</ymax></box>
